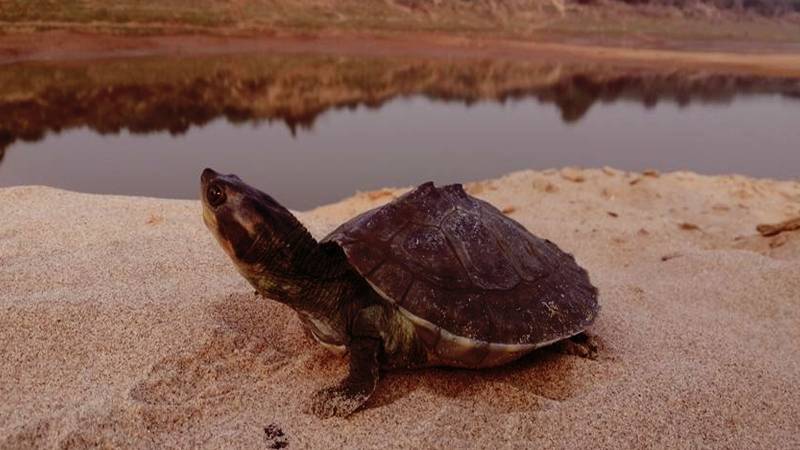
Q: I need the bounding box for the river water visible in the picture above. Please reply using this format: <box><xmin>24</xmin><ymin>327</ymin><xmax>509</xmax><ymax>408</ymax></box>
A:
<box><xmin>1</xmin><ymin>53</ymin><xmax>798</xmax><ymax>209</ymax></box>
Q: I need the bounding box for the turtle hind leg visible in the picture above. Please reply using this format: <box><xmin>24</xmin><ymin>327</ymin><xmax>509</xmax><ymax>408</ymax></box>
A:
<box><xmin>310</xmin><ymin>336</ymin><xmax>381</xmax><ymax>418</ymax></box>
<box><xmin>555</xmin><ymin>332</ymin><xmax>600</xmax><ymax>360</ymax></box>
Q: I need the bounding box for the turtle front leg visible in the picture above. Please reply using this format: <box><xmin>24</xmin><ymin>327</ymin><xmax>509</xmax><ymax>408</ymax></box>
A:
<box><xmin>310</xmin><ymin>336</ymin><xmax>381</xmax><ymax>418</ymax></box>
<box><xmin>310</xmin><ymin>306</ymin><xmax>383</xmax><ymax>418</ymax></box>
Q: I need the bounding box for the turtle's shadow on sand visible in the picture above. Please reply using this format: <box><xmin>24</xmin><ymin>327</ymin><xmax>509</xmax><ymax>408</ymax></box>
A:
<box><xmin>201</xmin><ymin>292</ymin><xmax>605</xmax><ymax>416</ymax></box>
<box><xmin>129</xmin><ymin>292</ymin><xmax>302</xmax><ymax>406</ymax></box>
<box><xmin>367</xmin><ymin>346</ymin><xmax>600</xmax><ymax>414</ymax></box>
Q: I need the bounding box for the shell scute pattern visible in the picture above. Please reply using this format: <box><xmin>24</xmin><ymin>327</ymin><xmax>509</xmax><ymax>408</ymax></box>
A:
<box><xmin>402</xmin><ymin>182</ymin><xmax>463</xmax><ymax>226</ymax></box>
<box><xmin>347</xmin><ymin>201</ymin><xmax>409</xmax><ymax>243</ymax></box>
<box><xmin>483</xmin><ymin>211</ymin><xmax>554</xmax><ymax>282</ymax></box>
<box><xmin>438</xmin><ymin>290</ymin><xmax>494</xmax><ymax>342</ymax></box>
<box><xmin>369</xmin><ymin>262</ymin><xmax>414</xmax><ymax>302</ymax></box>
<box><xmin>402</xmin><ymin>280</ymin><xmax>450</xmax><ymax>326</ymax></box>
<box><xmin>394</xmin><ymin>225</ymin><xmax>471</xmax><ymax>288</ymax></box>
<box><xmin>342</xmin><ymin>240</ymin><xmax>385</xmax><ymax>274</ymax></box>
<box><xmin>440</xmin><ymin>208</ymin><xmax>520</xmax><ymax>290</ymax></box>
<box><xmin>322</xmin><ymin>182</ymin><xmax>598</xmax><ymax>349</ymax></box>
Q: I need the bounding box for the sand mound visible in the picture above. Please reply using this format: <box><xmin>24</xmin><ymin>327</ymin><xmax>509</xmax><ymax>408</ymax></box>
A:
<box><xmin>1</xmin><ymin>168</ymin><xmax>799</xmax><ymax>448</ymax></box>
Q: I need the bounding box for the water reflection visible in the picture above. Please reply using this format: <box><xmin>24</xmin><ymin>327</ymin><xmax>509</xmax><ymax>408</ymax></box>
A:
<box><xmin>2</xmin><ymin>54</ymin><xmax>799</xmax><ymax>152</ymax></box>
<box><xmin>1</xmin><ymin>53</ymin><xmax>799</xmax><ymax>208</ymax></box>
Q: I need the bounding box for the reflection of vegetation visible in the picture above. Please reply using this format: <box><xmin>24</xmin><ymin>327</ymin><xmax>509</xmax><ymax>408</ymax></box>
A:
<box><xmin>1</xmin><ymin>54</ymin><xmax>799</xmax><ymax>153</ymax></box>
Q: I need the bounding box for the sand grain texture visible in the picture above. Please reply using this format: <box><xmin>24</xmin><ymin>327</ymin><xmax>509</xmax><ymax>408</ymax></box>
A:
<box><xmin>2</xmin><ymin>169</ymin><xmax>800</xmax><ymax>448</ymax></box>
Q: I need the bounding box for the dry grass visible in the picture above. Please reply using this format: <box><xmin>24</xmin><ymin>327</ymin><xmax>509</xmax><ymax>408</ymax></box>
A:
<box><xmin>0</xmin><ymin>0</ymin><xmax>799</xmax><ymax>44</ymax></box>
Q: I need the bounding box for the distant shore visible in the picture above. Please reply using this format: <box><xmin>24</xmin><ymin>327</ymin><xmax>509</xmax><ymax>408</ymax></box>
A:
<box><xmin>2</xmin><ymin>0</ymin><xmax>800</xmax><ymax>47</ymax></box>
<box><xmin>2</xmin><ymin>30</ymin><xmax>800</xmax><ymax>78</ymax></box>
<box><xmin>3</xmin><ymin>0</ymin><xmax>799</xmax><ymax>79</ymax></box>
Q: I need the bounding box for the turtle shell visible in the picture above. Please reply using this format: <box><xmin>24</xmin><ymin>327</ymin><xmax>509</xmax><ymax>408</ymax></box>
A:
<box><xmin>322</xmin><ymin>182</ymin><xmax>598</xmax><ymax>365</ymax></box>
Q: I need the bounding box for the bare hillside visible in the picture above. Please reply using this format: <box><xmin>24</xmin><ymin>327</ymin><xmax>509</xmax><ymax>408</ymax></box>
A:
<box><xmin>1</xmin><ymin>0</ymin><xmax>798</xmax><ymax>44</ymax></box>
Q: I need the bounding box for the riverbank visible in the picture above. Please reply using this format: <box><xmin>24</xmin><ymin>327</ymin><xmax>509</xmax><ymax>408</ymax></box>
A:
<box><xmin>2</xmin><ymin>30</ymin><xmax>800</xmax><ymax>79</ymax></box>
<box><xmin>2</xmin><ymin>168</ymin><xmax>799</xmax><ymax>448</ymax></box>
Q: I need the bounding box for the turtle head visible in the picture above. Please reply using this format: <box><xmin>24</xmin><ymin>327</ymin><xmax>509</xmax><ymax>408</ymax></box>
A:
<box><xmin>200</xmin><ymin>168</ymin><xmax>314</xmax><ymax>289</ymax></box>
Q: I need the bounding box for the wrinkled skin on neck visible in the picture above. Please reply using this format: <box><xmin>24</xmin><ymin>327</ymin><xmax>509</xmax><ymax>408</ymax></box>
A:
<box><xmin>200</xmin><ymin>168</ymin><xmax>366</xmax><ymax>346</ymax></box>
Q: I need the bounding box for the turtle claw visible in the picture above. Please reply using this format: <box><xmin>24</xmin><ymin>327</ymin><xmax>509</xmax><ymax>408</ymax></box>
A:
<box><xmin>556</xmin><ymin>332</ymin><xmax>600</xmax><ymax>360</ymax></box>
<box><xmin>310</xmin><ymin>335</ymin><xmax>381</xmax><ymax>418</ymax></box>
<box><xmin>310</xmin><ymin>385</ymin><xmax>370</xmax><ymax>418</ymax></box>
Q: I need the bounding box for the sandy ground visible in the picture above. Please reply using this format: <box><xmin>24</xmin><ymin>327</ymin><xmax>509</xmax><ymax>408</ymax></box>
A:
<box><xmin>2</xmin><ymin>31</ymin><xmax>800</xmax><ymax>78</ymax></box>
<box><xmin>1</xmin><ymin>168</ymin><xmax>800</xmax><ymax>448</ymax></box>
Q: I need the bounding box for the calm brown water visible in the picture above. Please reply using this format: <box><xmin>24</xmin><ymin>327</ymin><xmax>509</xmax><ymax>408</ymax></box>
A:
<box><xmin>1</xmin><ymin>54</ymin><xmax>799</xmax><ymax>209</ymax></box>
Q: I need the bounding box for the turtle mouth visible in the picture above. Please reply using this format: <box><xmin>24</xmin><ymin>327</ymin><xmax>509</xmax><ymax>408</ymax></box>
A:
<box><xmin>202</xmin><ymin>207</ymin><xmax>216</xmax><ymax>230</ymax></box>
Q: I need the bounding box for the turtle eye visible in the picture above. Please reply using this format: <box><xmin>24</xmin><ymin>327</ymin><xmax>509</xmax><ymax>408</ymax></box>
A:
<box><xmin>207</xmin><ymin>183</ymin><xmax>226</xmax><ymax>207</ymax></box>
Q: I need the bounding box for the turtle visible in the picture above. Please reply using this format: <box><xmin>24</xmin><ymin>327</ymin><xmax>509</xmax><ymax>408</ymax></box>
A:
<box><xmin>200</xmin><ymin>168</ymin><xmax>599</xmax><ymax>418</ymax></box>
